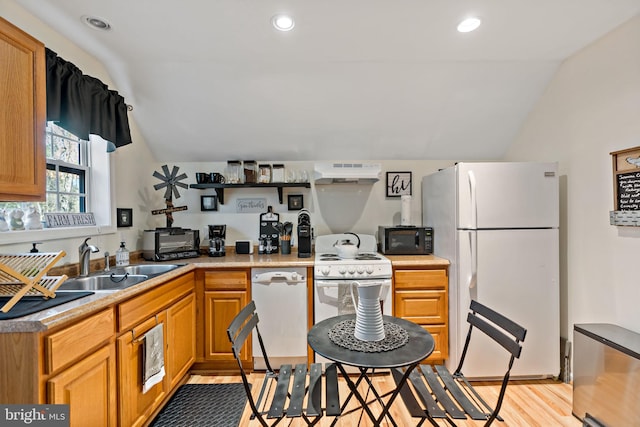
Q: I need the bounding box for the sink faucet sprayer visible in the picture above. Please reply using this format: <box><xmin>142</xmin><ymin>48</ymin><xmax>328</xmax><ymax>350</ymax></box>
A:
<box><xmin>79</xmin><ymin>237</ymin><xmax>99</xmax><ymax>277</ymax></box>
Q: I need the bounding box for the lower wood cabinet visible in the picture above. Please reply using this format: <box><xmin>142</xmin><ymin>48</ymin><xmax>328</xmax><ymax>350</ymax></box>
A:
<box><xmin>47</xmin><ymin>344</ymin><xmax>117</xmax><ymax>427</ymax></box>
<box><xmin>117</xmin><ymin>313</ymin><xmax>168</xmax><ymax>427</ymax></box>
<box><xmin>44</xmin><ymin>308</ymin><xmax>116</xmax><ymax>427</ymax></box>
<box><xmin>0</xmin><ymin>271</ymin><xmax>196</xmax><ymax>427</ymax></box>
<box><xmin>204</xmin><ymin>290</ymin><xmax>247</xmax><ymax>362</ymax></box>
<box><xmin>117</xmin><ymin>274</ymin><xmax>196</xmax><ymax>427</ymax></box>
<box><xmin>166</xmin><ymin>293</ymin><xmax>196</xmax><ymax>389</ymax></box>
<box><xmin>394</xmin><ymin>267</ymin><xmax>449</xmax><ymax>364</ymax></box>
<box><xmin>195</xmin><ymin>269</ymin><xmax>250</xmax><ymax>371</ymax></box>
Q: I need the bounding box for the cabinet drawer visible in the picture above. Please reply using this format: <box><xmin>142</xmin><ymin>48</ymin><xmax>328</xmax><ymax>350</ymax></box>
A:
<box><xmin>118</xmin><ymin>272</ymin><xmax>194</xmax><ymax>332</ymax></box>
<box><xmin>394</xmin><ymin>269</ymin><xmax>447</xmax><ymax>290</ymax></box>
<box><xmin>46</xmin><ymin>309</ymin><xmax>115</xmax><ymax>374</ymax></box>
<box><xmin>204</xmin><ymin>270</ymin><xmax>248</xmax><ymax>291</ymax></box>
<box><xmin>394</xmin><ymin>290</ymin><xmax>447</xmax><ymax>324</ymax></box>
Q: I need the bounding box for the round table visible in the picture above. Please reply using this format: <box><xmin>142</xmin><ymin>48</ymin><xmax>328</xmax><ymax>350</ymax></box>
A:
<box><xmin>307</xmin><ymin>314</ymin><xmax>434</xmax><ymax>426</ymax></box>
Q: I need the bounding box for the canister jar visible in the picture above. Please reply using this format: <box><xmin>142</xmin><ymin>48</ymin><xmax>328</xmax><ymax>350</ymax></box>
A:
<box><xmin>272</xmin><ymin>164</ymin><xmax>285</xmax><ymax>183</ymax></box>
<box><xmin>243</xmin><ymin>160</ymin><xmax>257</xmax><ymax>183</ymax></box>
<box><xmin>258</xmin><ymin>164</ymin><xmax>272</xmax><ymax>183</ymax></box>
<box><xmin>225</xmin><ymin>160</ymin><xmax>243</xmax><ymax>184</ymax></box>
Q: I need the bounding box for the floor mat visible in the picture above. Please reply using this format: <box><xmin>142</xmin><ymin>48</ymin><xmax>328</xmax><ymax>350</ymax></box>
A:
<box><xmin>150</xmin><ymin>383</ymin><xmax>249</xmax><ymax>427</ymax></box>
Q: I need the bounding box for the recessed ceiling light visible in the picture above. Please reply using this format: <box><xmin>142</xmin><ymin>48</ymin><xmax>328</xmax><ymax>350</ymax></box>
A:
<box><xmin>457</xmin><ymin>17</ymin><xmax>481</xmax><ymax>33</ymax></box>
<box><xmin>272</xmin><ymin>14</ymin><xmax>295</xmax><ymax>32</ymax></box>
<box><xmin>82</xmin><ymin>15</ymin><xmax>111</xmax><ymax>31</ymax></box>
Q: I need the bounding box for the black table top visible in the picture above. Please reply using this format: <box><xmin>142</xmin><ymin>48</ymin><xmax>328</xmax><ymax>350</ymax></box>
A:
<box><xmin>308</xmin><ymin>314</ymin><xmax>434</xmax><ymax>369</ymax></box>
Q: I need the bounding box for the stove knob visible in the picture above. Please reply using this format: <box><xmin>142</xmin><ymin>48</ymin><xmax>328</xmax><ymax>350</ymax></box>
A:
<box><xmin>356</xmin><ymin>266</ymin><xmax>365</xmax><ymax>274</ymax></box>
<box><xmin>321</xmin><ymin>267</ymin><xmax>331</xmax><ymax>276</ymax></box>
<box><xmin>366</xmin><ymin>266</ymin><xmax>374</xmax><ymax>274</ymax></box>
<box><xmin>338</xmin><ymin>266</ymin><xmax>347</xmax><ymax>275</ymax></box>
<box><xmin>347</xmin><ymin>266</ymin><xmax>356</xmax><ymax>274</ymax></box>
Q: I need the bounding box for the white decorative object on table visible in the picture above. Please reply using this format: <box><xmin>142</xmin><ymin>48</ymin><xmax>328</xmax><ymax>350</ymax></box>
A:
<box><xmin>24</xmin><ymin>205</ymin><xmax>43</xmax><ymax>230</ymax></box>
<box><xmin>9</xmin><ymin>209</ymin><xmax>25</xmax><ymax>231</ymax></box>
<box><xmin>350</xmin><ymin>281</ymin><xmax>385</xmax><ymax>342</ymax></box>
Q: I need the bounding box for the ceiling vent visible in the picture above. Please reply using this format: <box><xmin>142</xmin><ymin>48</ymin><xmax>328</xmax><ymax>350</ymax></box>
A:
<box><xmin>314</xmin><ymin>162</ymin><xmax>382</xmax><ymax>184</ymax></box>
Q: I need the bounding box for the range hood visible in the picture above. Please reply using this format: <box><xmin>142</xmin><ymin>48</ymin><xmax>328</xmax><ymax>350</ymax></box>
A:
<box><xmin>314</xmin><ymin>163</ymin><xmax>382</xmax><ymax>184</ymax></box>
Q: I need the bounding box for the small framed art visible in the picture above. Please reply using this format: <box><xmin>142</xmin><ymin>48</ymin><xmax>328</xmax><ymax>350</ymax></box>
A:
<box><xmin>116</xmin><ymin>208</ymin><xmax>133</xmax><ymax>227</ymax></box>
<box><xmin>288</xmin><ymin>194</ymin><xmax>304</xmax><ymax>211</ymax></box>
<box><xmin>386</xmin><ymin>171</ymin><xmax>412</xmax><ymax>197</ymax></box>
<box><xmin>201</xmin><ymin>195</ymin><xmax>218</xmax><ymax>211</ymax></box>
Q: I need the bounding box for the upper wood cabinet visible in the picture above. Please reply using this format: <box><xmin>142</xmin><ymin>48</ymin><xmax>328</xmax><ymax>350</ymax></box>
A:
<box><xmin>0</xmin><ymin>18</ymin><xmax>46</xmax><ymax>201</ymax></box>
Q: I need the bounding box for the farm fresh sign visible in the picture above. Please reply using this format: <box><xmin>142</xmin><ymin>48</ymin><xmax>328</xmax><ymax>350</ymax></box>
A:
<box><xmin>44</xmin><ymin>213</ymin><xmax>96</xmax><ymax>228</ymax></box>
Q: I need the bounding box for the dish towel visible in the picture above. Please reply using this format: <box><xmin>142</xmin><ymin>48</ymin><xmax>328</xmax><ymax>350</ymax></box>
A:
<box><xmin>142</xmin><ymin>323</ymin><xmax>165</xmax><ymax>393</ymax></box>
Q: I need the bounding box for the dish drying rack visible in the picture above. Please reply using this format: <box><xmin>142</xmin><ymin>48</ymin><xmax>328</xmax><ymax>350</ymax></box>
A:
<box><xmin>0</xmin><ymin>251</ymin><xmax>68</xmax><ymax>313</ymax></box>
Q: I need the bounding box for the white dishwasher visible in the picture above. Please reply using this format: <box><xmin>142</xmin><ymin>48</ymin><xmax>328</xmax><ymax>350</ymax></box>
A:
<box><xmin>251</xmin><ymin>267</ymin><xmax>308</xmax><ymax>370</ymax></box>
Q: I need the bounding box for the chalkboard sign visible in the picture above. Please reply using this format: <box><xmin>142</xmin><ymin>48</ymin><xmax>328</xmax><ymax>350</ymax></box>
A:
<box><xmin>616</xmin><ymin>171</ymin><xmax>640</xmax><ymax>210</ymax></box>
<box><xmin>610</xmin><ymin>146</ymin><xmax>640</xmax><ymax>226</ymax></box>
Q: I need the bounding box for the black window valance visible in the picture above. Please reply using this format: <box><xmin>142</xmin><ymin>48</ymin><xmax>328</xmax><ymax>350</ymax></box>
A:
<box><xmin>45</xmin><ymin>48</ymin><xmax>132</xmax><ymax>149</ymax></box>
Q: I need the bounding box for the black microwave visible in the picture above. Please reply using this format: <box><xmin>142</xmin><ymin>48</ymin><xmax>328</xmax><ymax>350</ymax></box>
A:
<box><xmin>378</xmin><ymin>226</ymin><xmax>433</xmax><ymax>255</ymax></box>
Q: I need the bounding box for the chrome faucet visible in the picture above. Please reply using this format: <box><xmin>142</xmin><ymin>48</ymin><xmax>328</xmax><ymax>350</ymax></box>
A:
<box><xmin>78</xmin><ymin>237</ymin><xmax>99</xmax><ymax>277</ymax></box>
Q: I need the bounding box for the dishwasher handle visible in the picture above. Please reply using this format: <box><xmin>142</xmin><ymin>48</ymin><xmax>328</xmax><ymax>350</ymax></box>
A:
<box><xmin>253</xmin><ymin>271</ymin><xmax>306</xmax><ymax>284</ymax></box>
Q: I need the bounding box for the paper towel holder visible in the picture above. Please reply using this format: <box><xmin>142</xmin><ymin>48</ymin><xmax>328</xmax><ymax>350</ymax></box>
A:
<box><xmin>386</xmin><ymin>171</ymin><xmax>412</xmax><ymax>197</ymax></box>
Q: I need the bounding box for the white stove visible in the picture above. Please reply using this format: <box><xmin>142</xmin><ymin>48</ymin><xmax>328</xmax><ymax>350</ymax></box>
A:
<box><xmin>313</xmin><ymin>233</ymin><xmax>393</xmax><ymax>369</ymax></box>
<box><xmin>313</xmin><ymin>233</ymin><xmax>392</xmax><ymax>280</ymax></box>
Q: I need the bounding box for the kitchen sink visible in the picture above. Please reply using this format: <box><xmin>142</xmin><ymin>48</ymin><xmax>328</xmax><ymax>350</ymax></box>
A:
<box><xmin>58</xmin><ymin>274</ymin><xmax>150</xmax><ymax>291</ymax></box>
<box><xmin>117</xmin><ymin>264</ymin><xmax>182</xmax><ymax>276</ymax></box>
<box><xmin>57</xmin><ymin>264</ymin><xmax>183</xmax><ymax>292</ymax></box>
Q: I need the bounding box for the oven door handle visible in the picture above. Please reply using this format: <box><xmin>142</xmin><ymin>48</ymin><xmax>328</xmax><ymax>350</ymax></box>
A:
<box><xmin>315</xmin><ymin>279</ymin><xmax>391</xmax><ymax>287</ymax></box>
<box><xmin>314</xmin><ymin>280</ymin><xmax>348</xmax><ymax>288</ymax></box>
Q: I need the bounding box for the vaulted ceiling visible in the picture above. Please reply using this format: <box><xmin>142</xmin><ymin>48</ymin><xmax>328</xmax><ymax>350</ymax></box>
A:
<box><xmin>15</xmin><ymin>0</ymin><xmax>640</xmax><ymax>161</ymax></box>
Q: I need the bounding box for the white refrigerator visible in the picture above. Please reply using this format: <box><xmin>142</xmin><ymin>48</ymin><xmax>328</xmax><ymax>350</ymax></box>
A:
<box><xmin>423</xmin><ymin>162</ymin><xmax>560</xmax><ymax>379</ymax></box>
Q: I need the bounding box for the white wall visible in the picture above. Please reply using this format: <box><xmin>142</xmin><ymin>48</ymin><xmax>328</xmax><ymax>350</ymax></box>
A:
<box><xmin>505</xmin><ymin>15</ymin><xmax>640</xmax><ymax>339</ymax></box>
<box><xmin>154</xmin><ymin>160</ymin><xmax>455</xmax><ymax>245</ymax></box>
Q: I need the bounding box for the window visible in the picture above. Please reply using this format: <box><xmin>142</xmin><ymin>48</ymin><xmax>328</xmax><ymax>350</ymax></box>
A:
<box><xmin>1</xmin><ymin>122</ymin><xmax>113</xmax><ymax>240</ymax></box>
<box><xmin>0</xmin><ymin>122</ymin><xmax>89</xmax><ymax>214</ymax></box>
<box><xmin>0</xmin><ymin>122</ymin><xmax>90</xmax><ymax>213</ymax></box>
<box><xmin>44</xmin><ymin>122</ymin><xmax>90</xmax><ymax>213</ymax></box>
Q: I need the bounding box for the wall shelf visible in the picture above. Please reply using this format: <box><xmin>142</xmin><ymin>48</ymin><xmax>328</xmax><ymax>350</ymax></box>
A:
<box><xmin>189</xmin><ymin>182</ymin><xmax>310</xmax><ymax>205</ymax></box>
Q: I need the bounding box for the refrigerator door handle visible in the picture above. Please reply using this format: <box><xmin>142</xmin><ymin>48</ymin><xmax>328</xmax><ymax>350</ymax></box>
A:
<box><xmin>468</xmin><ymin>170</ymin><xmax>478</xmax><ymax>229</ymax></box>
<box><xmin>468</xmin><ymin>231</ymin><xmax>477</xmax><ymax>289</ymax></box>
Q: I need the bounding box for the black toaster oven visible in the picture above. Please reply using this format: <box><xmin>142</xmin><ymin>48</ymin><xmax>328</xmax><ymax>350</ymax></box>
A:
<box><xmin>142</xmin><ymin>227</ymin><xmax>200</xmax><ymax>261</ymax></box>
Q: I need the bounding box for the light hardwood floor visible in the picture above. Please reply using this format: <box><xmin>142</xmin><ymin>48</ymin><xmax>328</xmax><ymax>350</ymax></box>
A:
<box><xmin>188</xmin><ymin>373</ymin><xmax>582</xmax><ymax>427</ymax></box>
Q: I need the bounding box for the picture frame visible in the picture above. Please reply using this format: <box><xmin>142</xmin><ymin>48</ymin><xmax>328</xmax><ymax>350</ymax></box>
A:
<box><xmin>386</xmin><ymin>171</ymin><xmax>412</xmax><ymax>197</ymax></box>
<box><xmin>116</xmin><ymin>208</ymin><xmax>133</xmax><ymax>227</ymax></box>
<box><xmin>201</xmin><ymin>195</ymin><xmax>218</xmax><ymax>211</ymax></box>
<box><xmin>288</xmin><ymin>194</ymin><xmax>304</xmax><ymax>211</ymax></box>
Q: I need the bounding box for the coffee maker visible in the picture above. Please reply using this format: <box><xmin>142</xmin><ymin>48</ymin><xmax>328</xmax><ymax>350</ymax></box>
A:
<box><xmin>208</xmin><ymin>225</ymin><xmax>226</xmax><ymax>257</ymax></box>
<box><xmin>297</xmin><ymin>210</ymin><xmax>312</xmax><ymax>258</ymax></box>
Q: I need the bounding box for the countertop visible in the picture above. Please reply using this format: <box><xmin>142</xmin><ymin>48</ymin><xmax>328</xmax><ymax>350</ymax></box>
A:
<box><xmin>384</xmin><ymin>254</ymin><xmax>450</xmax><ymax>267</ymax></box>
<box><xmin>0</xmin><ymin>251</ymin><xmax>449</xmax><ymax>333</ymax></box>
